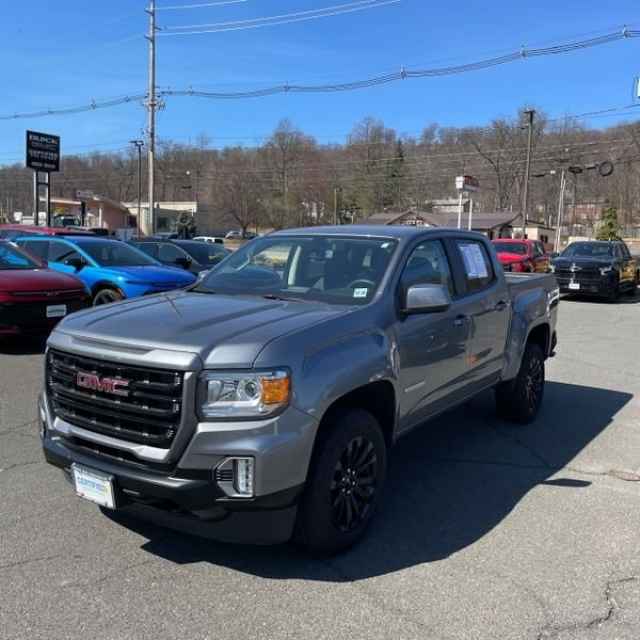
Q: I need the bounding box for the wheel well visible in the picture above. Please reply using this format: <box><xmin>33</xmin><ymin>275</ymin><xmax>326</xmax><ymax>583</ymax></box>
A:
<box><xmin>91</xmin><ymin>282</ymin><xmax>123</xmax><ymax>297</ymax></box>
<box><xmin>527</xmin><ymin>323</ymin><xmax>550</xmax><ymax>357</ymax></box>
<box><xmin>319</xmin><ymin>381</ymin><xmax>396</xmax><ymax>449</ymax></box>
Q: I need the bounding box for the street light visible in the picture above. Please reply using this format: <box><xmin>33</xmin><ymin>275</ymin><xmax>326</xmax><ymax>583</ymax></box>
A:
<box><xmin>129</xmin><ymin>140</ymin><xmax>144</xmax><ymax>236</ymax></box>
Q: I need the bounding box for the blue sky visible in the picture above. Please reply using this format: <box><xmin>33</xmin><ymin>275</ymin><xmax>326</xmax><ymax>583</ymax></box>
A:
<box><xmin>0</xmin><ymin>0</ymin><xmax>638</xmax><ymax>165</ymax></box>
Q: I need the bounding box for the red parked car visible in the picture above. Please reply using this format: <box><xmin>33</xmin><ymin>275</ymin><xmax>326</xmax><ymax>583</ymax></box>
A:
<box><xmin>492</xmin><ymin>239</ymin><xmax>551</xmax><ymax>273</ymax></box>
<box><xmin>0</xmin><ymin>241</ymin><xmax>90</xmax><ymax>336</ymax></box>
<box><xmin>0</xmin><ymin>225</ymin><xmax>95</xmax><ymax>240</ymax></box>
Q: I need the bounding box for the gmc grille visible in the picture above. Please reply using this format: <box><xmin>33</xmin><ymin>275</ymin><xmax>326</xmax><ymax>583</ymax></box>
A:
<box><xmin>47</xmin><ymin>350</ymin><xmax>184</xmax><ymax>449</ymax></box>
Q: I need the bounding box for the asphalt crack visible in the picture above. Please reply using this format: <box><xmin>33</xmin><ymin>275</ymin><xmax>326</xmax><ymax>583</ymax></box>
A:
<box><xmin>0</xmin><ymin>460</ymin><xmax>42</xmax><ymax>474</ymax></box>
<box><xmin>535</xmin><ymin>576</ymin><xmax>638</xmax><ymax>639</ymax></box>
<box><xmin>0</xmin><ymin>553</ymin><xmax>83</xmax><ymax>572</ymax></box>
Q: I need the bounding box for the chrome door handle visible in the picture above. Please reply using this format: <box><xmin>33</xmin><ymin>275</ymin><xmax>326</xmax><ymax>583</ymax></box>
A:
<box><xmin>453</xmin><ymin>315</ymin><xmax>467</xmax><ymax>327</ymax></box>
<box><xmin>495</xmin><ymin>301</ymin><xmax>509</xmax><ymax>311</ymax></box>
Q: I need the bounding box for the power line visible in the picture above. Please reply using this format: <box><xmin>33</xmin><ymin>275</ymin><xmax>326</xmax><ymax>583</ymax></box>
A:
<box><xmin>157</xmin><ymin>0</ymin><xmax>248</xmax><ymax>10</ymax></box>
<box><xmin>160</xmin><ymin>0</ymin><xmax>400</xmax><ymax>33</ymax></box>
<box><xmin>0</xmin><ymin>29</ymin><xmax>637</xmax><ymax>121</ymax></box>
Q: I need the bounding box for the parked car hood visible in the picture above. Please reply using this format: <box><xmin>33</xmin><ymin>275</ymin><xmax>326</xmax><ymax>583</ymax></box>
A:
<box><xmin>495</xmin><ymin>251</ymin><xmax>528</xmax><ymax>264</ymax></box>
<box><xmin>100</xmin><ymin>265</ymin><xmax>196</xmax><ymax>285</ymax></box>
<box><xmin>0</xmin><ymin>268</ymin><xmax>84</xmax><ymax>293</ymax></box>
<box><xmin>54</xmin><ymin>290</ymin><xmax>353</xmax><ymax>368</ymax></box>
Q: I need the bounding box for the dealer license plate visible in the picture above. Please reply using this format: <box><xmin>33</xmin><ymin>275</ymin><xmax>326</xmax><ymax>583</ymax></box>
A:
<box><xmin>71</xmin><ymin>464</ymin><xmax>116</xmax><ymax>509</ymax></box>
<box><xmin>46</xmin><ymin>304</ymin><xmax>67</xmax><ymax>318</ymax></box>
<box><xmin>568</xmin><ymin>282</ymin><xmax>580</xmax><ymax>291</ymax></box>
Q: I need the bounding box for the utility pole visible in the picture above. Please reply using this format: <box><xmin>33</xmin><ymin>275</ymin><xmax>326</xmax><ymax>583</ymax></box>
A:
<box><xmin>554</xmin><ymin>169</ymin><xmax>567</xmax><ymax>253</ymax></box>
<box><xmin>130</xmin><ymin>140</ymin><xmax>144</xmax><ymax>236</ymax></box>
<box><xmin>521</xmin><ymin>109</ymin><xmax>536</xmax><ymax>236</ymax></box>
<box><xmin>145</xmin><ymin>0</ymin><xmax>157</xmax><ymax>236</ymax></box>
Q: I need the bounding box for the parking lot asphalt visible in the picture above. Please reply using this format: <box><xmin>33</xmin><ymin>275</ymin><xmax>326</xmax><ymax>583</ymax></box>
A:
<box><xmin>1</xmin><ymin>294</ymin><xmax>639</xmax><ymax>640</ymax></box>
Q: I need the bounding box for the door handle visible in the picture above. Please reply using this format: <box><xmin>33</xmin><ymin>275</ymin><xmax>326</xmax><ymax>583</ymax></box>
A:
<box><xmin>495</xmin><ymin>300</ymin><xmax>509</xmax><ymax>311</ymax></box>
<box><xmin>453</xmin><ymin>314</ymin><xmax>467</xmax><ymax>327</ymax></box>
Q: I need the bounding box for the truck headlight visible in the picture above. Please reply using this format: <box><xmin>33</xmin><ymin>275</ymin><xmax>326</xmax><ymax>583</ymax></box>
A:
<box><xmin>199</xmin><ymin>370</ymin><xmax>290</xmax><ymax>419</ymax></box>
<box><xmin>599</xmin><ymin>265</ymin><xmax>613</xmax><ymax>276</ymax></box>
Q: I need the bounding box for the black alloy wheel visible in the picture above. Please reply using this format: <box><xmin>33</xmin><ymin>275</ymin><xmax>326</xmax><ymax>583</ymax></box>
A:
<box><xmin>330</xmin><ymin>436</ymin><xmax>378</xmax><ymax>533</ymax></box>
<box><xmin>294</xmin><ymin>408</ymin><xmax>387</xmax><ymax>554</ymax></box>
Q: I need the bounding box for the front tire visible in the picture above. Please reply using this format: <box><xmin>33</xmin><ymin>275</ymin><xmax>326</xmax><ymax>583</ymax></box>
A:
<box><xmin>295</xmin><ymin>409</ymin><xmax>387</xmax><ymax>555</ymax></box>
<box><xmin>93</xmin><ymin>287</ymin><xmax>124</xmax><ymax>306</ymax></box>
<box><xmin>495</xmin><ymin>343</ymin><xmax>545</xmax><ymax>424</ymax></box>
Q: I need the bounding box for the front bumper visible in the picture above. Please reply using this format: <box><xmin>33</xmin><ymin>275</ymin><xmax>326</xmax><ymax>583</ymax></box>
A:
<box><xmin>0</xmin><ymin>298</ymin><xmax>89</xmax><ymax>335</ymax></box>
<box><xmin>39</xmin><ymin>393</ymin><xmax>307</xmax><ymax>544</ymax></box>
<box><xmin>555</xmin><ymin>273</ymin><xmax>616</xmax><ymax>296</ymax></box>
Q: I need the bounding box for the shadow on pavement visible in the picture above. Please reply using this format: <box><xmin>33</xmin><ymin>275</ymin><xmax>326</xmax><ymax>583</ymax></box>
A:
<box><xmin>106</xmin><ymin>380</ymin><xmax>632</xmax><ymax>582</ymax></box>
<box><xmin>561</xmin><ymin>289</ymin><xmax>640</xmax><ymax>305</ymax></box>
<box><xmin>0</xmin><ymin>335</ymin><xmax>47</xmax><ymax>355</ymax></box>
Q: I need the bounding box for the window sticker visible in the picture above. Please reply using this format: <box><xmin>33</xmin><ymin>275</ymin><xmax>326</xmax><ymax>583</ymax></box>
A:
<box><xmin>353</xmin><ymin>288</ymin><xmax>369</xmax><ymax>298</ymax></box>
<box><xmin>459</xmin><ymin>243</ymin><xmax>488</xmax><ymax>279</ymax></box>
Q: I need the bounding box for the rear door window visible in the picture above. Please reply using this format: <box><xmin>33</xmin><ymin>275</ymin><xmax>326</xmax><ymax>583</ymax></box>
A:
<box><xmin>48</xmin><ymin>240</ymin><xmax>81</xmax><ymax>263</ymax></box>
<box><xmin>455</xmin><ymin>240</ymin><xmax>495</xmax><ymax>294</ymax></box>
<box><xmin>20</xmin><ymin>240</ymin><xmax>49</xmax><ymax>261</ymax></box>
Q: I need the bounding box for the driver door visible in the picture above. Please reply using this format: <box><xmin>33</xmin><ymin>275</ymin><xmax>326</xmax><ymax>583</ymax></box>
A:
<box><xmin>396</xmin><ymin>239</ymin><xmax>472</xmax><ymax>432</ymax></box>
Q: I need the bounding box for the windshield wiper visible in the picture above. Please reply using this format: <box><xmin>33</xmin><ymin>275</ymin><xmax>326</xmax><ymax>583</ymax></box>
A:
<box><xmin>261</xmin><ymin>293</ymin><xmax>306</xmax><ymax>303</ymax></box>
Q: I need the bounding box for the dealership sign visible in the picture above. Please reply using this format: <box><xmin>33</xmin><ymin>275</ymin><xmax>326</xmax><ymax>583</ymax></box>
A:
<box><xmin>26</xmin><ymin>130</ymin><xmax>60</xmax><ymax>172</ymax></box>
<box><xmin>455</xmin><ymin>175</ymin><xmax>480</xmax><ymax>193</ymax></box>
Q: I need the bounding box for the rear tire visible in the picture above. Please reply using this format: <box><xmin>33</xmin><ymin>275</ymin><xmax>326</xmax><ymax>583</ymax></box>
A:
<box><xmin>495</xmin><ymin>343</ymin><xmax>545</xmax><ymax>425</ymax></box>
<box><xmin>624</xmin><ymin>274</ymin><xmax>638</xmax><ymax>297</ymax></box>
<box><xmin>93</xmin><ymin>287</ymin><xmax>124</xmax><ymax>306</ymax></box>
<box><xmin>294</xmin><ymin>409</ymin><xmax>387</xmax><ymax>555</ymax></box>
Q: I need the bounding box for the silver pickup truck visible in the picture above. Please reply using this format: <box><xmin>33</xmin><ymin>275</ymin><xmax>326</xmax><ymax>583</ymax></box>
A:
<box><xmin>39</xmin><ymin>226</ymin><xmax>559</xmax><ymax>553</ymax></box>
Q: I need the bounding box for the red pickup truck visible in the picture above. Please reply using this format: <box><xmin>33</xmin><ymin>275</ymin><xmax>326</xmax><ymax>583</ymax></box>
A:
<box><xmin>492</xmin><ymin>239</ymin><xmax>551</xmax><ymax>273</ymax></box>
<box><xmin>0</xmin><ymin>241</ymin><xmax>90</xmax><ymax>336</ymax></box>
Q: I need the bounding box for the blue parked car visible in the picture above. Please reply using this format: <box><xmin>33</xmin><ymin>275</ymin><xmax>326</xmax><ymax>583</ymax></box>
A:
<box><xmin>15</xmin><ymin>235</ymin><xmax>196</xmax><ymax>305</ymax></box>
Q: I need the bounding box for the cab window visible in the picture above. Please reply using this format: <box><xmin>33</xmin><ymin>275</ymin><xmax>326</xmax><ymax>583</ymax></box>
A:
<box><xmin>401</xmin><ymin>240</ymin><xmax>454</xmax><ymax>296</ymax></box>
<box><xmin>158</xmin><ymin>243</ymin><xmax>188</xmax><ymax>263</ymax></box>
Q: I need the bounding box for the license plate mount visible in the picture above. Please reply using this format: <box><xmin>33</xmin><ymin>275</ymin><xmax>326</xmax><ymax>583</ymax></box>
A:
<box><xmin>71</xmin><ymin>464</ymin><xmax>116</xmax><ymax>509</ymax></box>
<box><xmin>568</xmin><ymin>282</ymin><xmax>580</xmax><ymax>291</ymax></box>
<box><xmin>46</xmin><ymin>304</ymin><xmax>67</xmax><ymax>318</ymax></box>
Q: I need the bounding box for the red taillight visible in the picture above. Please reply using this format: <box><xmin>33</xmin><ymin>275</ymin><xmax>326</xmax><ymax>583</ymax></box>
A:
<box><xmin>510</xmin><ymin>261</ymin><xmax>525</xmax><ymax>272</ymax></box>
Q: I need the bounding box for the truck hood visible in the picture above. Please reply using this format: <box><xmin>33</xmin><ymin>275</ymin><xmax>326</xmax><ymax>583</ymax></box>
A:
<box><xmin>55</xmin><ymin>290</ymin><xmax>353</xmax><ymax>368</ymax></box>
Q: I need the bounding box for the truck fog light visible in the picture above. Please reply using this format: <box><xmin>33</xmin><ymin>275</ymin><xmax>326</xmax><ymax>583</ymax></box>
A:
<box><xmin>235</xmin><ymin>458</ymin><xmax>254</xmax><ymax>496</ymax></box>
<box><xmin>214</xmin><ymin>456</ymin><xmax>255</xmax><ymax>498</ymax></box>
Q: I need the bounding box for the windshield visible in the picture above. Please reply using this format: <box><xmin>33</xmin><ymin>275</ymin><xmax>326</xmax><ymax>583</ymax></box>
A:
<box><xmin>0</xmin><ymin>243</ymin><xmax>40</xmax><ymax>270</ymax></box>
<box><xmin>74</xmin><ymin>239</ymin><xmax>159</xmax><ymax>267</ymax></box>
<box><xmin>493</xmin><ymin>242</ymin><xmax>528</xmax><ymax>255</ymax></box>
<box><xmin>179</xmin><ymin>242</ymin><xmax>228</xmax><ymax>266</ymax></box>
<box><xmin>562</xmin><ymin>243</ymin><xmax>613</xmax><ymax>258</ymax></box>
<box><xmin>195</xmin><ymin>235</ymin><xmax>398</xmax><ymax>305</ymax></box>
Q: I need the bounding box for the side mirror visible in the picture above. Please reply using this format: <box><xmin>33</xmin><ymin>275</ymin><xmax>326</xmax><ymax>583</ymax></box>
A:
<box><xmin>65</xmin><ymin>256</ymin><xmax>86</xmax><ymax>271</ymax></box>
<box><xmin>175</xmin><ymin>256</ymin><xmax>192</xmax><ymax>269</ymax></box>
<box><xmin>402</xmin><ymin>283</ymin><xmax>451</xmax><ymax>314</ymax></box>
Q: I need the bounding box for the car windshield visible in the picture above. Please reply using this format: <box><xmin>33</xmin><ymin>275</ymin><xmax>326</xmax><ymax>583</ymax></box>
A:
<box><xmin>195</xmin><ymin>235</ymin><xmax>398</xmax><ymax>305</ymax></box>
<box><xmin>562</xmin><ymin>243</ymin><xmax>613</xmax><ymax>258</ymax></box>
<box><xmin>0</xmin><ymin>243</ymin><xmax>40</xmax><ymax>270</ymax></box>
<box><xmin>74</xmin><ymin>239</ymin><xmax>159</xmax><ymax>267</ymax></box>
<box><xmin>494</xmin><ymin>242</ymin><xmax>528</xmax><ymax>255</ymax></box>
<box><xmin>178</xmin><ymin>242</ymin><xmax>227</xmax><ymax>266</ymax></box>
